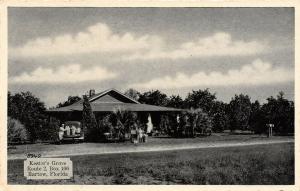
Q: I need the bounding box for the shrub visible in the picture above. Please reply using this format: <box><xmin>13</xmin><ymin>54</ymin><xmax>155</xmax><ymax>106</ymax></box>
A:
<box><xmin>7</xmin><ymin>117</ymin><xmax>28</xmax><ymax>144</ymax></box>
<box><xmin>111</xmin><ymin>108</ymin><xmax>138</xmax><ymax>133</ymax></box>
<box><xmin>35</xmin><ymin>118</ymin><xmax>60</xmax><ymax>142</ymax></box>
<box><xmin>193</xmin><ymin>109</ymin><xmax>213</xmax><ymax>135</ymax></box>
<box><xmin>96</xmin><ymin>109</ymin><xmax>139</xmax><ymax>142</ymax></box>
<box><xmin>156</xmin><ymin>114</ymin><xmax>179</xmax><ymax>136</ymax></box>
<box><xmin>8</xmin><ymin>116</ymin><xmax>60</xmax><ymax>143</ymax></box>
<box><xmin>177</xmin><ymin>109</ymin><xmax>212</xmax><ymax>137</ymax></box>
<box><xmin>159</xmin><ymin>115</ymin><xmax>171</xmax><ymax>135</ymax></box>
<box><xmin>98</xmin><ymin>114</ymin><xmax>113</xmax><ymax>133</ymax></box>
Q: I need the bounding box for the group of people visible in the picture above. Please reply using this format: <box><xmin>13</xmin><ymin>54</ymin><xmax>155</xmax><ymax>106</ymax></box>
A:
<box><xmin>130</xmin><ymin>127</ymin><xmax>147</xmax><ymax>144</ymax></box>
<box><xmin>58</xmin><ymin>124</ymin><xmax>81</xmax><ymax>140</ymax></box>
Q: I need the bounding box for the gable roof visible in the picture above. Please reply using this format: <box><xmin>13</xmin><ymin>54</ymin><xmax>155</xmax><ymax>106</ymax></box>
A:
<box><xmin>47</xmin><ymin>88</ymin><xmax>182</xmax><ymax>112</ymax></box>
<box><xmin>72</xmin><ymin>88</ymin><xmax>140</xmax><ymax>105</ymax></box>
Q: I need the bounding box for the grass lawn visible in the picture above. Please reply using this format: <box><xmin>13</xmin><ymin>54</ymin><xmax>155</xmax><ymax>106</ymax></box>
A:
<box><xmin>8</xmin><ymin>142</ymin><xmax>294</xmax><ymax>185</ymax></box>
<box><xmin>8</xmin><ymin>134</ymin><xmax>293</xmax><ymax>157</ymax></box>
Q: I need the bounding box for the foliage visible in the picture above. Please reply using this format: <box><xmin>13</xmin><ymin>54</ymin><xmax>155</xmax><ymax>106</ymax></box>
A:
<box><xmin>178</xmin><ymin>113</ymin><xmax>188</xmax><ymax>137</ymax></box>
<box><xmin>159</xmin><ymin>115</ymin><xmax>171</xmax><ymax>135</ymax></box>
<box><xmin>228</xmin><ymin>94</ymin><xmax>252</xmax><ymax>131</ymax></box>
<box><xmin>167</xmin><ymin>95</ymin><xmax>185</xmax><ymax>109</ymax></box>
<box><xmin>8</xmin><ymin>88</ymin><xmax>294</xmax><ymax>142</ymax></box>
<box><xmin>111</xmin><ymin>108</ymin><xmax>138</xmax><ymax>133</ymax></box>
<box><xmin>96</xmin><ymin>109</ymin><xmax>139</xmax><ymax>141</ymax></box>
<box><xmin>193</xmin><ymin>109</ymin><xmax>213</xmax><ymax>135</ymax></box>
<box><xmin>8</xmin><ymin>91</ymin><xmax>46</xmax><ymax>142</ymax></box>
<box><xmin>35</xmin><ymin>117</ymin><xmax>60</xmax><ymax>142</ymax></box>
<box><xmin>249</xmin><ymin>101</ymin><xmax>265</xmax><ymax>134</ymax></box>
<box><xmin>176</xmin><ymin>109</ymin><xmax>212</xmax><ymax>137</ymax></box>
<box><xmin>7</xmin><ymin>117</ymin><xmax>28</xmax><ymax>144</ymax></box>
<box><xmin>188</xmin><ymin>108</ymin><xmax>212</xmax><ymax>136</ymax></box>
<box><xmin>210</xmin><ymin>101</ymin><xmax>229</xmax><ymax>132</ymax></box>
<box><xmin>124</xmin><ymin>89</ymin><xmax>140</xmax><ymax>101</ymax></box>
<box><xmin>108</xmin><ymin>108</ymin><xmax>139</xmax><ymax>140</ymax></box>
<box><xmin>98</xmin><ymin>114</ymin><xmax>113</xmax><ymax>134</ymax></box>
<box><xmin>82</xmin><ymin>95</ymin><xmax>98</xmax><ymax>142</ymax></box>
<box><xmin>261</xmin><ymin>92</ymin><xmax>294</xmax><ymax>135</ymax></box>
<box><xmin>185</xmin><ymin>89</ymin><xmax>216</xmax><ymax>113</ymax></box>
<box><xmin>138</xmin><ymin>90</ymin><xmax>169</xmax><ymax>106</ymax></box>
<box><xmin>56</xmin><ymin>96</ymin><xmax>81</xmax><ymax>108</ymax></box>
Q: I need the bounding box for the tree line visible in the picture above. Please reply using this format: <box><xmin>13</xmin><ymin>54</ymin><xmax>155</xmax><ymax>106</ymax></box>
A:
<box><xmin>7</xmin><ymin>89</ymin><xmax>294</xmax><ymax>143</ymax></box>
<box><xmin>125</xmin><ymin>89</ymin><xmax>294</xmax><ymax>135</ymax></box>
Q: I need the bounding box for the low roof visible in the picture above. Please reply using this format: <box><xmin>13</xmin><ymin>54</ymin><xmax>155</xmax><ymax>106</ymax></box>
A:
<box><xmin>47</xmin><ymin>88</ymin><xmax>182</xmax><ymax>112</ymax></box>
<box><xmin>47</xmin><ymin>103</ymin><xmax>181</xmax><ymax>112</ymax></box>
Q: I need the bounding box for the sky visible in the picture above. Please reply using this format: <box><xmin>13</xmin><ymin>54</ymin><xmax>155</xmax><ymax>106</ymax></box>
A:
<box><xmin>8</xmin><ymin>7</ymin><xmax>294</xmax><ymax>108</ymax></box>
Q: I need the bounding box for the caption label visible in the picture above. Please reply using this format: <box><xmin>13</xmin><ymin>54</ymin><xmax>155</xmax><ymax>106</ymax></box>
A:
<box><xmin>24</xmin><ymin>158</ymin><xmax>73</xmax><ymax>179</ymax></box>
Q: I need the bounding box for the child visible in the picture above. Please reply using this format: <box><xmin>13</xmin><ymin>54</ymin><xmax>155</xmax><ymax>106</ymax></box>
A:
<box><xmin>138</xmin><ymin>127</ymin><xmax>143</xmax><ymax>143</ymax></box>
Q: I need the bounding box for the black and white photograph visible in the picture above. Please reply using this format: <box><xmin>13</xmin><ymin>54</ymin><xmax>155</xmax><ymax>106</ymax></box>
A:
<box><xmin>6</xmin><ymin>6</ymin><xmax>295</xmax><ymax>185</ymax></box>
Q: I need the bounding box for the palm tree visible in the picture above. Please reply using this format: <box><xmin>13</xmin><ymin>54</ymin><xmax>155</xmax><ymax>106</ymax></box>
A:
<box><xmin>110</xmin><ymin>107</ymin><xmax>138</xmax><ymax>140</ymax></box>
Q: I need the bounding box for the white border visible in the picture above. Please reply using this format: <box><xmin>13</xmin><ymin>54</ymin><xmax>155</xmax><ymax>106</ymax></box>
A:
<box><xmin>0</xmin><ymin>1</ymin><xmax>298</xmax><ymax>191</ymax></box>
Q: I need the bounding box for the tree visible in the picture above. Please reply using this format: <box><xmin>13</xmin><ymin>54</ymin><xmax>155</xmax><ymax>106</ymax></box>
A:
<box><xmin>249</xmin><ymin>100</ymin><xmax>265</xmax><ymax>134</ymax></box>
<box><xmin>8</xmin><ymin>91</ymin><xmax>46</xmax><ymax>142</ymax></box>
<box><xmin>228</xmin><ymin>94</ymin><xmax>252</xmax><ymax>131</ymax></box>
<box><xmin>211</xmin><ymin>101</ymin><xmax>229</xmax><ymax>132</ymax></box>
<box><xmin>185</xmin><ymin>89</ymin><xmax>216</xmax><ymax>113</ymax></box>
<box><xmin>261</xmin><ymin>92</ymin><xmax>294</xmax><ymax>135</ymax></box>
<box><xmin>138</xmin><ymin>90</ymin><xmax>169</xmax><ymax>106</ymax></box>
<box><xmin>167</xmin><ymin>95</ymin><xmax>185</xmax><ymax>108</ymax></box>
<box><xmin>110</xmin><ymin>107</ymin><xmax>138</xmax><ymax>135</ymax></box>
<box><xmin>82</xmin><ymin>95</ymin><xmax>98</xmax><ymax>141</ymax></box>
<box><xmin>159</xmin><ymin>115</ymin><xmax>171</xmax><ymax>135</ymax></box>
<box><xmin>178</xmin><ymin>112</ymin><xmax>189</xmax><ymax>137</ymax></box>
<box><xmin>57</xmin><ymin>96</ymin><xmax>81</xmax><ymax>108</ymax></box>
<box><xmin>124</xmin><ymin>89</ymin><xmax>140</xmax><ymax>101</ymax></box>
<box><xmin>176</xmin><ymin>109</ymin><xmax>212</xmax><ymax>138</ymax></box>
<box><xmin>189</xmin><ymin>108</ymin><xmax>212</xmax><ymax>136</ymax></box>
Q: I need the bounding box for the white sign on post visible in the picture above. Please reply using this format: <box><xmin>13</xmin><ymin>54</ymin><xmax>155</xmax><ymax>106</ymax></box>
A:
<box><xmin>24</xmin><ymin>158</ymin><xmax>73</xmax><ymax>180</ymax></box>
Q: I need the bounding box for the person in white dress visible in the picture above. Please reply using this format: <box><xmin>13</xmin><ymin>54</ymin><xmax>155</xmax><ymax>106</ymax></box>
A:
<box><xmin>58</xmin><ymin>124</ymin><xmax>65</xmax><ymax>140</ymax></box>
<box><xmin>65</xmin><ymin>125</ymin><xmax>70</xmax><ymax>136</ymax></box>
<box><xmin>76</xmin><ymin>126</ymin><xmax>81</xmax><ymax>134</ymax></box>
<box><xmin>71</xmin><ymin>125</ymin><xmax>77</xmax><ymax>136</ymax></box>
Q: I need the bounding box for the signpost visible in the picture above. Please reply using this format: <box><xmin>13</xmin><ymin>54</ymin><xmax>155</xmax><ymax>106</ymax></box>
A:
<box><xmin>267</xmin><ymin>123</ymin><xmax>274</xmax><ymax>137</ymax></box>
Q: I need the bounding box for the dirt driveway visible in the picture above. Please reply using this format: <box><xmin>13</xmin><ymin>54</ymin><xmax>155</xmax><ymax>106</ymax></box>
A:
<box><xmin>8</xmin><ymin>134</ymin><xmax>294</xmax><ymax>160</ymax></box>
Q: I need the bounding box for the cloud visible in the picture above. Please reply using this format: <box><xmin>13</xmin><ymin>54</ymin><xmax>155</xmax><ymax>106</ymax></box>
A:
<box><xmin>130</xmin><ymin>59</ymin><xmax>293</xmax><ymax>89</ymax></box>
<box><xmin>125</xmin><ymin>32</ymin><xmax>268</xmax><ymax>60</ymax></box>
<box><xmin>10</xmin><ymin>22</ymin><xmax>162</xmax><ymax>58</ymax></box>
<box><xmin>9</xmin><ymin>64</ymin><xmax>117</xmax><ymax>84</ymax></box>
<box><xmin>10</xmin><ymin>22</ymin><xmax>268</xmax><ymax>60</ymax></box>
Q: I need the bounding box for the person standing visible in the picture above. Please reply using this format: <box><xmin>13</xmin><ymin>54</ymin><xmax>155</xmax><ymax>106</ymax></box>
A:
<box><xmin>138</xmin><ymin>127</ymin><xmax>143</xmax><ymax>143</ymax></box>
<box><xmin>58</xmin><ymin>124</ymin><xmax>65</xmax><ymax>140</ymax></box>
<box><xmin>65</xmin><ymin>125</ymin><xmax>70</xmax><ymax>136</ymax></box>
<box><xmin>76</xmin><ymin>126</ymin><xmax>81</xmax><ymax>134</ymax></box>
<box><xmin>71</xmin><ymin>125</ymin><xmax>76</xmax><ymax>136</ymax></box>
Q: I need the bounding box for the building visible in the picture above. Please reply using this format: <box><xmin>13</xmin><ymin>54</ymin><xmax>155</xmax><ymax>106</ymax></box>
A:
<box><xmin>47</xmin><ymin>88</ymin><xmax>182</xmax><ymax>131</ymax></box>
